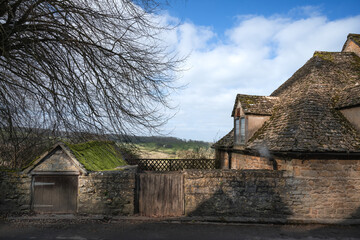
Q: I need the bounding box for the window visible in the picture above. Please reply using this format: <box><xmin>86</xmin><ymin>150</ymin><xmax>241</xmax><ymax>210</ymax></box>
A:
<box><xmin>235</xmin><ymin>117</ymin><xmax>246</xmax><ymax>144</ymax></box>
<box><xmin>240</xmin><ymin>117</ymin><xmax>245</xmax><ymax>144</ymax></box>
<box><xmin>235</xmin><ymin>118</ymin><xmax>240</xmax><ymax>143</ymax></box>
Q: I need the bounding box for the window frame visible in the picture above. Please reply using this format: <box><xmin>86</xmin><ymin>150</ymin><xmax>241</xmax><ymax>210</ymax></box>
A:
<box><xmin>235</xmin><ymin>117</ymin><xmax>240</xmax><ymax>144</ymax></box>
<box><xmin>234</xmin><ymin>115</ymin><xmax>246</xmax><ymax>145</ymax></box>
<box><xmin>240</xmin><ymin>117</ymin><xmax>245</xmax><ymax>144</ymax></box>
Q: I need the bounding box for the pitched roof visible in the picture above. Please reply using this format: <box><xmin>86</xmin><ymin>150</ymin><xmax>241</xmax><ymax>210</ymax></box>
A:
<box><xmin>334</xmin><ymin>84</ymin><xmax>360</xmax><ymax>109</ymax></box>
<box><xmin>24</xmin><ymin>141</ymin><xmax>128</xmax><ymax>173</ymax></box>
<box><xmin>248</xmin><ymin>52</ymin><xmax>360</xmax><ymax>153</ymax></box>
<box><xmin>23</xmin><ymin>142</ymin><xmax>88</xmax><ymax>174</ymax></box>
<box><xmin>212</xmin><ymin>129</ymin><xmax>234</xmax><ymax>149</ymax></box>
<box><xmin>66</xmin><ymin>141</ymin><xmax>128</xmax><ymax>171</ymax></box>
<box><xmin>214</xmin><ymin>51</ymin><xmax>360</xmax><ymax>153</ymax></box>
<box><xmin>231</xmin><ymin>94</ymin><xmax>279</xmax><ymax>116</ymax></box>
<box><xmin>342</xmin><ymin>33</ymin><xmax>360</xmax><ymax>51</ymax></box>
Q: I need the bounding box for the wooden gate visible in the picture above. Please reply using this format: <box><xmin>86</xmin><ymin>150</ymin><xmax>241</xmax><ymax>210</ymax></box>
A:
<box><xmin>32</xmin><ymin>175</ymin><xmax>78</xmax><ymax>213</ymax></box>
<box><xmin>138</xmin><ymin>172</ymin><xmax>184</xmax><ymax>217</ymax></box>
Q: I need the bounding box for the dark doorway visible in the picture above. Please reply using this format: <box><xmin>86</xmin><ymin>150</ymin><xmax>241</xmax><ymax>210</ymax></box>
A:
<box><xmin>32</xmin><ymin>175</ymin><xmax>78</xmax><ymax>213</ymax></box>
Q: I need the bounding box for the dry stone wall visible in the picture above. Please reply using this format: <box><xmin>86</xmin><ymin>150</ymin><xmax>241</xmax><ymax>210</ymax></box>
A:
<box><xmin>78</xmin><ymin>170</ymin><xmax>136</xmax><ymax>215</ymax></box>
<box><xmin>0</xmin><ymin>172</ymin><xmax>31</xmax><ymax>214</ymax></box>
<box><xmin>1</xmin><ymin>158</ymin><xmax>360</xmax><ymax>223</ymax></box>
<box><xmin>184</xmin><ymin>169</ymin><xmax>289</xmax><ymax>218</ymax></box>
<box><xmin>184</xmin><ymin>165</ymin><xmax>360</xmax><ymax>222</ymax></box>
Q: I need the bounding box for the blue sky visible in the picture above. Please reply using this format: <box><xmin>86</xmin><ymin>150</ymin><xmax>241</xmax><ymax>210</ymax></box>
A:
<box><xmin>150</xmin><ymin>0</ymin><xmax>360</xmax><ymax>142</ymax></box>
<box><xmin>166</xmin><ymin>0</ymin><xmax>360</xmax><ymax>33</ymax></box>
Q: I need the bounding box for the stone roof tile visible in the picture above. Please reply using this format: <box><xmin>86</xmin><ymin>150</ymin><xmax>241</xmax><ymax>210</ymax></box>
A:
<box><xmin>334</xmin><ymin>84</ymin><xmax>360</xmax><ymax>109</ymax></box>
<box><xmin>231</xmin><ymin>94</ymin><xmax>279</xmax><ymax>116</ymax></box>
<box><xmin>215</xmin><ymin>51</ymin><xmax>360</xmax><ymax>153</ymax></box>
<box><xmin>212</xmin><ymin>129</ymin><xmax>234</xmax><ymax>149</ymax></box>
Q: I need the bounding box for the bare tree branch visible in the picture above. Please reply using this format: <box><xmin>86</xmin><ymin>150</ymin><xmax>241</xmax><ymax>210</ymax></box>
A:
<box><xmin>0</xmin><ymin>0</ymin><xmax>182</xmax><ymax>168</ymax></box>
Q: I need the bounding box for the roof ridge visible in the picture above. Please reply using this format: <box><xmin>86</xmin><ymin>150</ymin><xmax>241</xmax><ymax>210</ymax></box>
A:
<box><xmin>314</xmin><ymin>50</ymin><xmax>354</xmax><ymax>54</ymax></box>
<box><xmin>236</xmin><ymin>93</ymin><xmax>279</xmax><ymax>99</ymax></box>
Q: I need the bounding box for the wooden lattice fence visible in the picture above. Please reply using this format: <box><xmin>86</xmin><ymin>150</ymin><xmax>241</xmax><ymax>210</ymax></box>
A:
<box><xmin>127</xmin><ymin>158</ymin><xmax>216</xmax><ymax>172</ymax></box>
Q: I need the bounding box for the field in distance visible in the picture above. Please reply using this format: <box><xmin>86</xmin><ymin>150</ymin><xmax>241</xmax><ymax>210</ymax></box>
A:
<box><xmin>127</xmin><ymin>136</ymin><xmax>214</xmax><ymax>159</ymax></box>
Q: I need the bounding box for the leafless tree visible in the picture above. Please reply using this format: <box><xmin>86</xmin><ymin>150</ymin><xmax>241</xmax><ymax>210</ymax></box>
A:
<box><xmin>0</xmin><ymin>0</ymin><xmax>181</xmax><ymax>168</ymax></box>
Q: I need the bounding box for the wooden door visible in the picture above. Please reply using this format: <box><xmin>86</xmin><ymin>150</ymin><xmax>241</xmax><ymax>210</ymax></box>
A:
<box><xmin>32</xmin><ymin>175</ymin><xmax>78</xmax><ymax>213</ymax></box>
<box><xmin>138</xmin><ymin>173</ymin><xmax>184</xmax><ymax>217</ymax></box>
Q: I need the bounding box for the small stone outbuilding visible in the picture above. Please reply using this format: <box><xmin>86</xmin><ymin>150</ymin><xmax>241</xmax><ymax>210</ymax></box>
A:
<box><xmin>22</xmin><ymin>141</ymin><xmax>134</xmax><ymax>214</ymax></box>
<box><xmin>24</xmin><ymin>143</ymin><xmax>87</xmax><ymax>213</ymax></box>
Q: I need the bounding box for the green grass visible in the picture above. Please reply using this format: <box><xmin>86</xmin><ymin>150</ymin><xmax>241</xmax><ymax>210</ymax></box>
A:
<box><xmin>67</xmin><ymin>141</ymin><xmax>127</xmax><ymax>171</ymax></box>
<box><xmin>137</xmin><ymin>141</ymin><xmax>210</xmax><ymax>153</ymax></box>
<box><xmin>136</xmin><ymin>141</ymin><xmax>214</xmax><ymax>159</ymax></box>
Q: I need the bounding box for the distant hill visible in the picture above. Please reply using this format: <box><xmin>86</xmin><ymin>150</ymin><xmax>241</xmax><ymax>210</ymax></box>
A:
<box><xmin>113</xmin><ymin>136</ymin><xmax>213</xmax><ymax>159</ymax></box>
<box><xmin>124</xmin><ymin>136</ymin><xmax>211</xmax><ymax>149</ymax></box>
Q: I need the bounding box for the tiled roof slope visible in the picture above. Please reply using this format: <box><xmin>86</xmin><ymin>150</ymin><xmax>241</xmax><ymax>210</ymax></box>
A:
<box><xmin>334</xmin><ymin>84</ymin><xmax>360</xmax><ymax>109</ymax></box>
<box><xmin>231</xmin><ymin>94</ymin><xmax>279</xmax><ymax>116</ymax></box>
<box><xmin>212</xmin><ymin>129</ymin><xmax>234</xmax><ymax>148</ymax></box>
<box><xmin>246</xmin><ymin>52</ymin><xmax>360</xmax><ymax>153</ymax></box>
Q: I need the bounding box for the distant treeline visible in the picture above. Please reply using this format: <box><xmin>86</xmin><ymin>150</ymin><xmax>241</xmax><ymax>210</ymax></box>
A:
<box><xmin>116</xmin><ymin>135</ymin><xmax>211</xmax><ymax>149</ymax></box>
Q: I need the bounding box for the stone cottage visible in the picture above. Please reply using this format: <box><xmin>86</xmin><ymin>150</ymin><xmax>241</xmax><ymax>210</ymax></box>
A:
<box><xmin>213</xmin><ymin>33</ymin><xmax>360</xmax><ymax>171</ymax></box>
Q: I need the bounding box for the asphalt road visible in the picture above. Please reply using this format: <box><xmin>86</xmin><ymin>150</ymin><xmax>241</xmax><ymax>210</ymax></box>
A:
<box><xmin>1</xmin><ymin>219</ymin><xmax>360</xmax><ymax>240</ymax></box>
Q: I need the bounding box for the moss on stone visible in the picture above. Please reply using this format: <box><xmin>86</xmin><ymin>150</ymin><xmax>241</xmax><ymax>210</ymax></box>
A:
<box><xmin>313</xmin><ymin>51</ymin><xmax>334</xmax><ymax>62</ymax></box>
<box><xmin>241</xmin><ymin>97</ymin><xmax>256</xmax><ymax>105</ymax></box>
<box><xmin>67</xmin><ymin>141</ymin><xmax>127</xmax><ymax>171</ymax></box>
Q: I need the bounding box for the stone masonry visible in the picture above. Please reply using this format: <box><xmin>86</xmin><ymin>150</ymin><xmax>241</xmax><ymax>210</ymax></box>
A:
<box><xmin>184</xmin><ymin>169</ymin><xmax>289</xmax><ymax>218</ymax></box>
<box><xmin>0</xmin><ymin>171</ymin><xmax>31</xmax><ymax>215</ymax></box>
<box><xmin>183</xmin><ymin>165</ymin><xmax>360</xmax><ymax>222</ymax></box>
<box><xmin>78</xmin><ymin>170</ymin><xmax>136</xmax><ymax>215</ymax></box>
<box><xmin>1</xmin><ymin>161</ymin><xmax>360</xmax><ymax>223</ymax></box>
<box><xmin>0</xmin><ymin>169</ymin><xmax>136</xmax><ymax>216</ymax></box>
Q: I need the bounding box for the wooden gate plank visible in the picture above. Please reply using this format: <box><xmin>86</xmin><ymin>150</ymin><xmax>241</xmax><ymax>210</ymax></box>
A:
<box><xmin>138</xmin><ymin>173</ymin><xmax>184</xmax><ymax>217</ymax></box>
<box><xmin>33</xmin><ymin>175</ymin><xmax>78</xmax><ymax>213</ymax></box>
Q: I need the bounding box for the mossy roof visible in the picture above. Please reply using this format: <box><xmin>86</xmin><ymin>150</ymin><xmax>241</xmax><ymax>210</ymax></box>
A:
<box><xmin>66</xmin><ymin>141</ymin><xmax>127</xmax><ymax>171</ymax></box>
<box><xmin>231</xmin><ymin>94</ymin><xmax>279</xmax><ymax>116</ymax></box>
<box><xmin>215</xmin><ymin>51</ymin><xmax>360</xmax><ymax>153</ymax></box>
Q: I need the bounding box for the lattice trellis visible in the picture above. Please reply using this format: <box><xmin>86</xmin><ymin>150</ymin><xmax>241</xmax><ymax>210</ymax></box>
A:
<box><xmin>127</xmin><ymin>159</ymin><xmax>216</xmax><ymax>172</ymax></box>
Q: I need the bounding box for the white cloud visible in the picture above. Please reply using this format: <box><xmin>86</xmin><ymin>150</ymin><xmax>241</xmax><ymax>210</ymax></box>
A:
<box><xmin>163</xmin><ymin>12</ymin><xmax>360</xmax><ymax>142</ymax></box>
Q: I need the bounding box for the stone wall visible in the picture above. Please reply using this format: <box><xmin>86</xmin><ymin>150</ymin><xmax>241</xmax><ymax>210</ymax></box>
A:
<box><xmin>278</xmin><ymin>158</ymin><xmax>360</xmax><ymax>220</ymax></box>
<box><xmin>78</xmin><ymin>170</ymin><xmax>136</xmax><ymax>215</ymax></box>
<box><xmin>184</xmin><ymin>169</ymin><xmax>289</xmax><ymax>218</ymax></box>
<box><xmin>215</xmin><ymin>150</ymin><xmax>230</xmax><ymax>169</ymax></box>
<box><xmin>230</xmin><ymin>153</ymin><xmax>273</xmax><ymax>170</ymax></box>
<box><xmin>343</xmin><ymin>40</ymin><xmax>360</xmax><ymax>57</ymax></box>
<box><xmin>184</xmin><ymin>165</ymin><xmax>360</xmax><ymax>222</ymax></box>
<box><xmin>340</xmin><ymin>106</ymin><xmax>360</xmax><ymax>132</ymax></box>
<box><xmin>2</xmin><ymin>159</ymin><xmax>360</xmax><ymax>222</ymax></box>
<box><xmin>0</xmin><ymin>169</ymin><xmax>136</xmax><ymax>216</ymax></box>
<box><xmin>0</xmin><ymin>171</ymin><xmax>31</xmax><ymax>214</ymax></box>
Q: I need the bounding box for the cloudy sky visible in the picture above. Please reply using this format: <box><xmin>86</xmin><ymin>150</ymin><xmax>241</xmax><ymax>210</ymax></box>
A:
<box><xmin>154</xmin><ymin>0</ymin><xmax>360</xmax><ymax>142</ymax></box>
